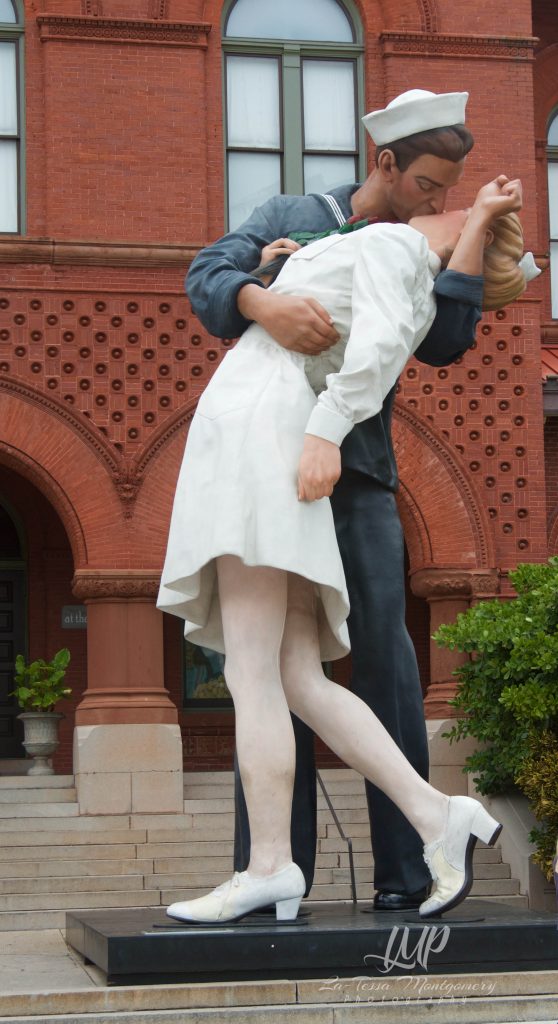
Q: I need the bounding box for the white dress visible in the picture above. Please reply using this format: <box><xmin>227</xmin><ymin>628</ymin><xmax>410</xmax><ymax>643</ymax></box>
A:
<box><xmin>157</xmin><ymin>223</ymin><xmax>441</xmax><ymax>660</ymax></box>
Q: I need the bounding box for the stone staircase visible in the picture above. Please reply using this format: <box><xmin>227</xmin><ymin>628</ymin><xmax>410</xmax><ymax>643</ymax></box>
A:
<box><xmin>0</xmin><ymin>770</ymin><xmax>526</xmax><ymax>930</ymax></box>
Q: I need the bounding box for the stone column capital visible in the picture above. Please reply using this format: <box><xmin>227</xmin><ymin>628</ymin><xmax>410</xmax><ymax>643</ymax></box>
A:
<box><xmin>410</xmin><ymin>567</ymin><xmax>499</xmax><ymax>601</ymax></box>
<box><xmin>72</xmin><ymin>570</ymin><xmax>160</xmax><ymax>601</ymax></box>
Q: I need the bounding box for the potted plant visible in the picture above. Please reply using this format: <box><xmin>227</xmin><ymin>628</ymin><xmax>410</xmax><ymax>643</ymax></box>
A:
<box><xmin>11</xmin><ymin>648</ymin><xmax>72</xmax><ymax>776</ymax></box>
<box><xmin>434</xmin><ymin>558</ymin><xmax>558</xmax><ymax>882</ymax></box>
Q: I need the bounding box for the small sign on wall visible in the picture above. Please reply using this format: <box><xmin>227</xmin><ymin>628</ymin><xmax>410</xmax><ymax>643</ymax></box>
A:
<box><xmin>61</xmin><ymin>606</ymin><xmax>87</xmax><ymax>630</ymax></box>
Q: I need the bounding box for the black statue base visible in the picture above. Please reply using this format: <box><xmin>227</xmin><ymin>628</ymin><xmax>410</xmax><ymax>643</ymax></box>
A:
<box><xmin>66</xmin><ymin>899</ymin><xmax>558</xmax><ymax>985</ymax></box>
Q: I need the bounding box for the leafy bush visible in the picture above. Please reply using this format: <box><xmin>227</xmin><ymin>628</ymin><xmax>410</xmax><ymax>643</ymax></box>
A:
<box><xmin>434</xmin><ymin>559</ymin><xmax>558</xmax><ymax>878</ymax></box>
<box><xmin>516</xmin><ymin>731</ymin><xmax>558</xmax><ymax>879</ymax></box>
<box><xmin>11</xmin><ymin>648</ymin><xmax>72</xmax><ymax>712</ymax></box>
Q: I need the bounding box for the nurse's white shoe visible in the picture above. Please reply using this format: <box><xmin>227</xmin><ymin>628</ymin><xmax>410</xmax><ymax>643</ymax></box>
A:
<box><xmin>166</xmin><ymin>862</ymin><xmax>306</xmax><ymax>924</ymax></box>
<box><xmin>419</xmin><ymin>796</ymin><xmax>502</xmax><ymax>918</ymax></box>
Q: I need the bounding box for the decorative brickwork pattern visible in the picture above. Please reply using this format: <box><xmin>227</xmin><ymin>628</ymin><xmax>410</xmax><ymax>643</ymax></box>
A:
<box><xmin>396</xmin><ymin>303</ymin><xmax>546</xmax><ymax>567</ymax></box>
<box><xmin>37</xmin><ymin>15</ymin><xmax>211</xmax><ymax>47</ymax></box>
<box><xmin>0</xmin><ymin>291</ymin><xmax>225</xmax><ymax>454</ymax></box>
<box><xmin>380</xmin><ymin>31</ymin><xmax>537</xmax><ymax>61</ymax></box>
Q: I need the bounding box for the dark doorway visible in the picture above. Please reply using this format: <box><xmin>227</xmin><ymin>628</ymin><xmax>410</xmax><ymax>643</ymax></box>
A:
<box><xmin>0</xmin><ymin>503</ymin><xmax>26</xmax><ymax>758</ymax></box>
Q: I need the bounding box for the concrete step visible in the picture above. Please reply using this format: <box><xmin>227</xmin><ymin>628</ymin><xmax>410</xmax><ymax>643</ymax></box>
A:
<box><xmin>183</xmin><ymin>798</ymin><xmax>233</xmax><ymax>813</ymax></box>
<box><xmin>0</xmin><ymin>857</ymin><xmax>149</xmax><ymax>878</ymax></box>
<box><xmin>181</xmin><ymin>793</ymin><xmax>368</xmax><ymax>814</ymax></box>
<box><xmin>0</xmin><ymin>787</ymin><xmax>77</xmax><ymax>803</ymax></box>
<box><xmin>183</xmin><ymin>784</ymin><xmax>235</xmax><ymax>799</ymax></box>
<box><xmin>0</xmin><ymin>814</ymin><xmax>135</xmax><ymax>834</ymax></box>
<box><xmin>0</xmin><ymin>840</ymin><xmax>142</xmax><ymax>860</ymax></box>
<box><xmin>1</xmin><ymin>969</ymin><xmax>557</xmax><ymax>1021</ymax></box>
<box><xmin>182</xmin><ymin>768</ymin><xmax>360</xmax><ymax>785</ymax></box>
<box><xmin>336</xmin><ymin>847</ymin><xmax>502</xmax><ymax>867</ymax></box>
<box><xmin>476</xmin><ymin>892</ymin><xmax>529</xmax><ymax>909</ymax></box>
<box><xmin>0</xmin><ymin>802</ymin><xmax>79</xmax><ymax>818</ymax></box>
<box><xmin>330</xmin><ymin>865</ymin><xmax>513</xmax><ymax>886</ymax></box>
<box><xmin>317</xmin><ymin>808</ymin><xmax>369</xmax><ymax>824</ymax></box>
<box><xmin>0</xmin><ymin>775</ymin><xmax>74</xmax><ymax>789</ymax></box>
<box><xmin>318</xmin><ymin>835</ymin><xmax>372</xmax><ymax>854</ymax></box>
<box><xmin>146</xmin><ymin>852</ymin><xmax>339</xmax><ymax>875</ymax></box>
<box><xmin>0</xmin><ymin>827</ymin><xmax>148</xmax><ymax>847</ymax></box>
<box><xmin>0</xmin><ymin>873</ymin><xmax>149</xmax><ymax>895</ymax></box>
<box><xmin>182</xmin><ymin>778</ymin><xmax>366</xmax><ymax>797</ymax></box>
<box><xmin>0</xmin><ymin>909</ymin><xmax>69</xmax><ymax>930</ymax></box>
<box><xmin>2</xmin><ymin>888</ymin><xmax>160</xmax><ymax>913</ymax></box>
<box><xmin>135</xmin><ymin>840</ymin><xmax>233</xmax><ymax>860</ymax></box>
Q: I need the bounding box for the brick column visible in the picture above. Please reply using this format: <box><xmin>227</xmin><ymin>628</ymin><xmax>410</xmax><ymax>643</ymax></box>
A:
<box><xmin>70</xmin><ymin>570</ymin><xmax>183</xmax><ymax>815</ymax></box>
<box><xmin>410</xmin><ymin>568</ymin><xmax>499</xmax><ymax>719</ymax></box>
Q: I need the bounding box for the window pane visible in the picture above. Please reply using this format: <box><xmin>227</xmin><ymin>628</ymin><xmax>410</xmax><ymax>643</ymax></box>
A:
<box><xmin>549</xmin><ymin>162</ymin><xmax>558</xmax><ymax>238</ymax></box>
<box><xmin>0</xmin><ymin>43</ymin><xmax>17</xmax><ymax>135</ymax></box>
<box><xmin>552</xmin><ymin>242</ymin><xmax>558</xmax><ymax>320</ymax></box>
<box><xmin>0</xmin><ymin>141</ymin><xmax>17</xmax><ymax>231</ymax></box>
<box><xmin>227</xmin><ymin>56</ymin><xmax>279</xmax><ymax>149</ymax></box>
<box><xmin>0</xmin><ymin>1</ymin><xmax>16</xmax><ymax>24</ymax></box>
<box><xmin>303</xmin><ymin>61</ymin><xmax>355</xmax><ymax>151</ymax></box>
<box><xmin>228</xmin><ymin>152</ymin><xmax>281</xmax><ymax>230</ymax></box>
<box><xmin>549</xmin><ymin>113</ymin><xmax>558</xmax><ymax>147</ymax></box>
<box><xmin>304</xmin><ymin>154</ymin><xmax>356</xmax><ymax>196</ymax></box>
<box><xmin>184</xmin><ymin>642</ymin><xmax>230</xmax><ymax>702</ymax></box>
<box><xmin>226</xmin><ymin>0</ymin><xmax>353</xmax><ymax>42</ymax></box>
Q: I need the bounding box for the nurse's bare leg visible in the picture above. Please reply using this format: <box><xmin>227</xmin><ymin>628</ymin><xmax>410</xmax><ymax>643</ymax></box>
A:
<box><xmin>280</xmin><ymin>574</ymin><xmax>448</xmax><ymax>844</ymax></box>
<box><xmin>217</xmin><ymin>555</ymin><xmax>295</xmax><ymax>876</ymax></box>
<box><xmin>279</xmin><ymin>576</ymin><xmax>502</xmax><ymax>918</ymax></box>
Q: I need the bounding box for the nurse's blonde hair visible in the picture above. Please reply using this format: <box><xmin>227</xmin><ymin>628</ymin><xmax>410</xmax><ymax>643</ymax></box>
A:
<box><xmin>482</xmin><ymin>212</ymin><xmax>526</xmax><ymax>311</ymax></box>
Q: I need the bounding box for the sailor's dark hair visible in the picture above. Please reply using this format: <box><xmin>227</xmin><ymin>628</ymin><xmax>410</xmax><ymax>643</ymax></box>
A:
<box><xmin>375</xmin><ymin>124</ymin><xmax>474</xmax><ymax>171</ymax></box>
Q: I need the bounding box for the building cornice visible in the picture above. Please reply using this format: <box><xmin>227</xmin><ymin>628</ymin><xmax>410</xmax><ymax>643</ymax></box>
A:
<box><xmin>36</xmin><ymin>15</ymin><xmax>211</xmax><ymax>48</ymax></box>
<box><xmin>380</xmin><ymin>31</ymin><xmax>537</xmax><ymax>61</ymax></box>
<box><xmin>0</xmin><ymin>237</ymin><xmax>201</xmax><ymax>269</ymax></box>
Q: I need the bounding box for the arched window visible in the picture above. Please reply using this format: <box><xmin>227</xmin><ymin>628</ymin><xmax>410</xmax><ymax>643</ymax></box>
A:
<box><xmin>223</xmin><ymin>0</ymin><xmax>364</xmax><ymax>229</ymax></box>
<box><xmin>548</xmin><ymin>110</ymin><xmax>558</xmax><ymax>319</ymax></box>
<box><xmin>0</xmin><ymin>0</ymin><xmax>24</xmax><ymax>233</ymax></box>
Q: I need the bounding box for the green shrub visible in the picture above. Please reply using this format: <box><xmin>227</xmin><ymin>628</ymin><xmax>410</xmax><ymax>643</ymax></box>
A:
<box><xmin>516</xmin><ymin>731</ymin><xmax>558</xmax><ymax>879</ymax></box>
<box><xmin>434</xmin><ymin>558</ymin><xmax>558</xmax><ymax>878</ymax></box>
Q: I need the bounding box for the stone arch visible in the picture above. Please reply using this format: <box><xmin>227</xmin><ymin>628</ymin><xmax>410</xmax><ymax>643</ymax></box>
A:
<box><xmin>534</xmin><ymin>43</ymin><xmax>558</xmax><ymax>139</ymax></box>
<box><xmin>0</xmin><ymin>378</ymin><xmax>127</xmax><ymax>568</ymax></box>
<box><xmin>393</xmin><ymin>402</ymin><xmax>496</xmax><ymax>573</ymax></box>
<box><xmin>129</xmin><ymin>400</ymin><xmax>198</xmax><ymax>564</ymax></box>
<box><xmin>380</xmin><ymin>0</ymin><xmax>439</xmax><ymax>32</ymax></box>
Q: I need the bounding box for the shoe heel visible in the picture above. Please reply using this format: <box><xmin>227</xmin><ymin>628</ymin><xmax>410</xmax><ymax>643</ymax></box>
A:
<box><xmin>275</xmin><ymin>896</ymin><xmax>302</xmax><ymax>921</ymax></box>
<box><xmin>471</xmin><ymin>804</ymin><xmax>502</xmax><ymax>846</ymax></box>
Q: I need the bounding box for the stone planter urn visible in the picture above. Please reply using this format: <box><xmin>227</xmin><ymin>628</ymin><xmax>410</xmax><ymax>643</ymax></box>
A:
<box><xmin>18</xmin><ymin>712</ymin><xmax>63</xmax><ymax>776</ymax></box>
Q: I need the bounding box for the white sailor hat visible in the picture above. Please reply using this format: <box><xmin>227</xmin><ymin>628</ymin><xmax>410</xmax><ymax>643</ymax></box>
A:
<box><xmin>363</xmin><ymin>89</ymin><xmax>468</xmax><ymax>146</ymax></box>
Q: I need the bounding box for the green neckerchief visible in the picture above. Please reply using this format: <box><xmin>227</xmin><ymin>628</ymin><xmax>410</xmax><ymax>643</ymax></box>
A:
<box><xmin>252</xmin><ymin>218</ymin><xmax>372</xmax><ymax>282</ymax></box>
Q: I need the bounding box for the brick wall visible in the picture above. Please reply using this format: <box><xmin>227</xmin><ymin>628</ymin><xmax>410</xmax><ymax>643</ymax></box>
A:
<box><xmin>0</xmin><ymin>0</ymin><xmax>555</xmax><ymax>770</ymax></box>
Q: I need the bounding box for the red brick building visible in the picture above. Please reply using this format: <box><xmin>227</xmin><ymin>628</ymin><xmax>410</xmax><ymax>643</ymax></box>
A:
<box><xmin>0</xmin><ymin>0</ymin><xmax>556</xmax><ymax>809</ymax></box>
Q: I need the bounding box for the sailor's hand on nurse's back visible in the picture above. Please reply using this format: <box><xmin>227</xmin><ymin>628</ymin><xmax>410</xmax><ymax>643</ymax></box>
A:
<box><xmin>471</xmin><ymin>175</ymin><xmax>523</xmax><ymax>224</ymax></box>
<box><xmin>297</xmin><ymin>434</ymin><xmax>341</xmax><ymax>502</ymax></box>
<box><xmin>238</xmin><ymin>284</ymin><xmax>340</xmax><ymax>355</ymax></box>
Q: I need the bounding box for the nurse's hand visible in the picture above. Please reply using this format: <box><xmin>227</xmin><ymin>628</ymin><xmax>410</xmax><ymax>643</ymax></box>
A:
<box><xmin>297</xmin><ymin>435</ymin><xmax>341</xmax><ymax>502</ymax></box>
<box><xmin>257</xmin><ymin>237</ymin><xmax>301</xmax><ymax>267</ymax></box>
